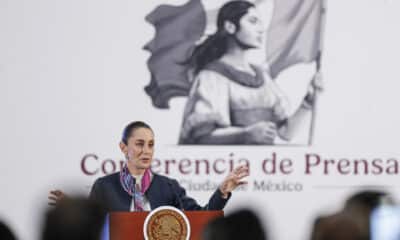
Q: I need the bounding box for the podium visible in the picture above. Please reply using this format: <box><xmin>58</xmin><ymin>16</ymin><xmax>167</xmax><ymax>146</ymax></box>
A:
<box><xmin>104</xmin><ymin>210</ymin><xmax>223</xmax><ymax>240</ymax></box>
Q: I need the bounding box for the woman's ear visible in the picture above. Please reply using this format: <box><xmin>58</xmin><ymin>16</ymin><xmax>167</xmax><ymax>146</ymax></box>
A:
<box><xmin>119</xmin><ymin>141</ymin><xmax>128</xmax><ymax>156</ymax></box>
<box><xmin>224</xmin><ymin>20</ymin><xmax>236</xmax><ymax>34</ymax></box>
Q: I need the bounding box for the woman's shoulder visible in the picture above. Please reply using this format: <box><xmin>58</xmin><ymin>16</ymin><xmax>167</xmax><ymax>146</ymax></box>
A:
<box><xmin>151</xmin><ymin>173</ymin><xmax>176</xmax><ymax>182</ymax></box>
<box><xmin>94</xmin><ymin>172</ymin><xmax>120</xmax><ymax>185</ymax></box>
<box><xmin>150</xmin><ymin>173</ymin><xmax>181</xmax><ymax>188</ymax></box>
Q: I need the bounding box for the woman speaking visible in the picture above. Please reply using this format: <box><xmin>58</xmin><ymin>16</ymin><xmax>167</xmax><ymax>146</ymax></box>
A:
<box><xmin>50</xmin><ymin>121</ymin><xmax>249</xmax><ymax>211</ymax></box>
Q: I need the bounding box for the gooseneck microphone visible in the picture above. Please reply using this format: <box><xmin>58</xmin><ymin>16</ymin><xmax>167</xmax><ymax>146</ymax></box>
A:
<box><xmin>131</xmin><ymin>178</ymin><xmax>137</xmax><ymax>211</ymax></box>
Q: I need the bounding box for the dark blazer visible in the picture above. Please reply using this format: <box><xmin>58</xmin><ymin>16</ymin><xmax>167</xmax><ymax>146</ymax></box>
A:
<box><xmin>89</xmin><ymin>172</ymin><xmax>230</xmax><ymax>212</ymax></box>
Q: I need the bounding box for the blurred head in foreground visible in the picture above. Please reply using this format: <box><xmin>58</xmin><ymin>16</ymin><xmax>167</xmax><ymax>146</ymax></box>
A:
<box><xmin>41</xmin><ymin>197</ymin><xmax>106</xmax><ymax>240</ymax></box>
<box><xmin>202</xmin><ymin>209</ymin><xmax>267</xmax><ymax>240</ymax></box>
<box><xmin>310</xmin><ymin>189</ymin><xmax>394</xmax><ymax>240</ymax></box>
<box><xmin>310</xmin><ymin>212</ymin><xmax>363</xmax><ymax>240</ymax></box>
<box><xmin>0</xmin><ymin>220</ymin><xmax>17</xmax><ymax>240</ymax></box>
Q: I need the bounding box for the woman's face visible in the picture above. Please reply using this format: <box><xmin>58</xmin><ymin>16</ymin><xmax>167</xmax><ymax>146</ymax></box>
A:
<box><xmin>121</xmin><ymin>127</ymin><xmax>154</xmax><ymax>172</ymax></box>
<box><xmin>235</xmin><ymin>7</ymin><xmax>264</xmax><ymax>48</ymax></box>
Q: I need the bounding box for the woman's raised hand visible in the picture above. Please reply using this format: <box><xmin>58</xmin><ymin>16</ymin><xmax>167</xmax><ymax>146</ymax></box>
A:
<box><xmin>219</xmin><ymin>165</ymin><xmax>249</xmax><ymax>198</ymax></box>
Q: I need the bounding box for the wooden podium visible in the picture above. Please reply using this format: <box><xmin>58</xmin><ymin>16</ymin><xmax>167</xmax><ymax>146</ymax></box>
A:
<box><xmin>105</xmin><ymin>211</ymin><xmax>223</xmax><ymax>240</ymax></box>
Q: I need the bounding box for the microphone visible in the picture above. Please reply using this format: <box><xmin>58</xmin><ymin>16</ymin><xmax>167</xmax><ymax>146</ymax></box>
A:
<box><xmin>168</xmin><ymin>181</ymin><xmax>184</xmax><ymax>211</ymax></box>
<box><xmin>130</xmin><ymin>177</ymin><xmax>136</xmax><ymax>194</ymax></box>
<box><xmin>131</xmin><ymin>178</ymin><xmax>137</xmax><ymax>211</ymax></box>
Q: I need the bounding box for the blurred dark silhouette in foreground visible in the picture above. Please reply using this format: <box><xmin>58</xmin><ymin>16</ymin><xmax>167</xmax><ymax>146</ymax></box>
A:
<box><xmin>0</xmin><ymin>220</ymin><xmax>17</xmax><ymax>240</ymax></box>
<box><xmin>310</xmin><ymin>190</ymin><xmax>394</xmax><ymax>240</ymax></box>
<box><xmin>41</xmin><ymin>197</ymin><xmax>106</xmax><ymax>240</ymax></box>
<box><xmin>202</xmin><ymin>209</ymin><xmax>267</xmax><ymax>240</ymax></box>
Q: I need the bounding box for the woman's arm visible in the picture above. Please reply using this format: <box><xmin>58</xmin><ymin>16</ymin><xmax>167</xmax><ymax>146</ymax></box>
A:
<box><xmin>278</xmin><ymin>101</ymin><xmax>312</xmax><ymax>141</ymax></box>
<box><xmin>278</xmin><ymin>71</ymin><xmax>323</xmax><ymax>141</ymax></box>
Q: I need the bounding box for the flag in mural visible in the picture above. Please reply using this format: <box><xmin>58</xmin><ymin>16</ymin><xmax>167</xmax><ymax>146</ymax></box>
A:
<box><xmin>144</xmin><ymin>0</ymin><xmax>206</xmax><ymax>109</ymax></box>
<box><xmin>267</xmin><ymin>0</ymin><xmax>325</xmax><ymax>79</ymax></box>
<box><xmin>144</xmin><ymin>0</ymin><xmax>325</xmax><ymax>108</ymax></box>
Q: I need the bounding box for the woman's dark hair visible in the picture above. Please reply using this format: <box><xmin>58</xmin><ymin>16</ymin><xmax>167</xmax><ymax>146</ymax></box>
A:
<box><xmin>187</xmin><ymin>1</ymin><xmax>255</xmax><ymax>74</ymax></box>
<box><xmin>122</xmin><ymin>121</ymin><xmax>152</xmax><ymax>144</ymax></box>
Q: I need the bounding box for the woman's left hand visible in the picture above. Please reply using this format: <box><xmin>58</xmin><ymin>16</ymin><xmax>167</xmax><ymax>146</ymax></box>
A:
<box><xmin>219</xmin><ymin>165</ymin><xmax>249</xmax><ymax>198</ymax></box>
<box><xmin>48</xmin><ymin>189</ymin><xmax>67</xmax><ymax>206</ymax></box>
<box><xmin>311</xmin><ymin>71</ymin><xmax>324</xmax><ymax>92</ymax></box>
<box><xmin>303</xmin><ymin>71</ymin><xmax>324</xmax><ymax>107</ymax></box>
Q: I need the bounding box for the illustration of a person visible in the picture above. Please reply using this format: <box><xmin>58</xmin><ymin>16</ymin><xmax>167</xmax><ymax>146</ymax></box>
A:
<box><xmin>179</xmin><ymin>1</ymin><xmax>321</xmax><ymax>145</ymax></box>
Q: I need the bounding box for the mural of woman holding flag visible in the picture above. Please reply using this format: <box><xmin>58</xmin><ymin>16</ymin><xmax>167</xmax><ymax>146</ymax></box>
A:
<box><xmin>145</xmin><ymin>0</ymin><xmax>325</xmax><ymax>145</ymax></box>
<box><xmin>178</xmin><ymin>0</ymin><xmax>323</xmax><ymax>145</ymax></box>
